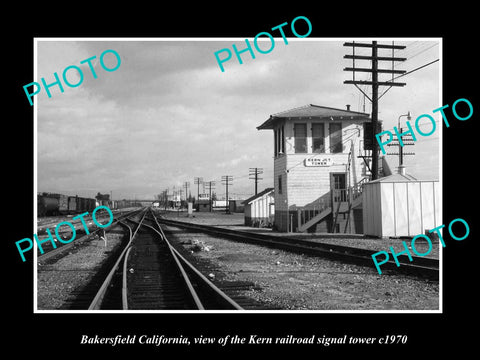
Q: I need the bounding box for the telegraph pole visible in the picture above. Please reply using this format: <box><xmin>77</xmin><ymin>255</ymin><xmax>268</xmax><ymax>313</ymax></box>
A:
<box><xmin>184</xmin><ymin>181</ymin><xmax>190</xmax><ymax>202</ymax></box>
<box><xmin>164</xmin><ymin>188</ymin><xmax>169</xmax><ymax>210</ymax></box>
<box><xmin>221</xmin><ymin>175</ymin><xmax>233</xmax><ymax>214</ymax></box>
<box><xmin>194</xmin><ymin>177</ymin><xmax>203</xmax><ymax>201</ymax></box>
<box><xmin>344</xmin><ymin>41</ymin><xmax>406</xmax><ymax>180</ymax></box>
<box><xmin>371</xmin><ymin>42</ymin><xmax>379</xmax><ymax>179</ymax></box>
<box><xmin>249</xmin><ymin>167</ymin><xmax>263</xmax><ymax>195</ymax></box>
<box><xmin>205</xmin><ymin>181</ymin><xmax>215</xmax><ymax>212</ymax></box>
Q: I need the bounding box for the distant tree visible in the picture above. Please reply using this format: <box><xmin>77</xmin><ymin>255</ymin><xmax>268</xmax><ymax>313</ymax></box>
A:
<box><xmin>96</xmin><ymin>192</ymin><xmax>110</xmax><ymax>200</ymax></box>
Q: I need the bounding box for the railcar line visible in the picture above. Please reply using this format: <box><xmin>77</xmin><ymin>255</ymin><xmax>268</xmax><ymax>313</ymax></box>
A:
<box><xmin>87</xmin><ymin>209</ymin><xmax>243</xmax><ymax>310</ymax></box>
<box><xmin>153</xmin><ymin>215</ymin><xmax>439</xmax><ymax>280</ymax></box>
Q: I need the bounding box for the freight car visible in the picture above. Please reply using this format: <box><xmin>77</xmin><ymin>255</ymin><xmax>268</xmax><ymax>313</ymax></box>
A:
<box><xmin>68</xmin><ymin>196</ymin><xmax>77</xmax><ymax>213</ymax></box>
<box><xmin>37</xmin><ymin>193</ymin><xmax>98</xmax><ymax>217</ymax></box>
<box><xmin>37</xmin><ymin>194</ymin><xmax>59</xmax><ymax>216</ymax></box>
<box><xmin>58</xmin><ymin>194</ymin><xmax>69</xmax><ymax>213</ymax></box>
<box><xmin>72</xmin><ymin>196</ymin><xmax>97</xmax><ymax>213</ymax></box>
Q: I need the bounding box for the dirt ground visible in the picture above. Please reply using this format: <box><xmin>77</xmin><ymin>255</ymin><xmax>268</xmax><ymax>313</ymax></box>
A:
<box><xmin>36</xmin><ymin>211</ymin><xmax>440</xmax><ymax>311</ymax></box>
<box><xmin>161</xmin><ymin>214</ymin><xmax>440</xmax><ymax>311</ymax></box>
<box><xmin>161</xmin><ymin>210</ymin><xmax>440</xmax><ymax>260</ymax></box>
<box><xmin>36</xmin><ymin>224</ymin><xmax>126</xmax><ymax>310</ymax></box>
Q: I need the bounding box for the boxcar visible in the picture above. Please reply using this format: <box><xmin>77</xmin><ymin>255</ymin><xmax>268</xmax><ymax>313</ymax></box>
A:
<box><xmin>86</xmin><ymin>198</ymin><xmax>96</xmax><ymax>212</ymax></box>
<box><xmin>78</xmin><ymin>198</ymin><xmax>84</xmax><ymax>212</ymax></box>
<box><xmin>37</xmin><ymin>194</ymin><xmax>59</xmax><ymax>216</ymax></box>
<box><xmin>68</xmin><ymin>196</ymin><xmax>77</xmax><ymax>213</ymax></box>
<box><xmin>58</xmin><ymin>194</ymin><xmax>69</xmax><ymax>213</ymax></box>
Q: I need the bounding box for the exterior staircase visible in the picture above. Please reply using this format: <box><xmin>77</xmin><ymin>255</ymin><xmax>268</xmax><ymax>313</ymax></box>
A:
<box><xmin>296</xmin><ymin>154</ymin><xmax>392</xmax><ymax>233</ymax></box>
<box><xmin>297</xmin><ymin>177</ymin><xmax>367</xmax><ymax>233</ymax></box>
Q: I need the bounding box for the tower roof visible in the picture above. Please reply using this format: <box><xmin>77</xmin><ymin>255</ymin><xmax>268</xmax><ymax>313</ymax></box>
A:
<box><xmin>257</xmin><ymin>104</ymin><xmax>370</xmax><ymax>130</ymax></box>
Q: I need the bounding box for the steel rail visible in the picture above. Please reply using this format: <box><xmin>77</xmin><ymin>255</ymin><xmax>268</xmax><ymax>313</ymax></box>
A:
<box><xmin>150</xmin><ymin>211</ymin><xmax>244</xmax><ymax>310</ymax></box>
<box><xmin>137</xmin><ymin>220</ymin><xmax>206</xmax><ymax>309</ymax></box>
<box><xmin>170</xmin><ymin>239</ymin><xmax>244</xmax><ymax>310</ymax></box>
<box><xmin>155</xmin><ymin>215</ymin><xmax>439</xmax><ymax>279</ymax></box>
<box><xmin>37</xmin><ymin>208</ymin><xmax>144</xmax><ymax>262</ymax></box>
<box><xmin>88</xmin><ymin>209</ymin><xmax>148</xmax><ymax>310</ymax></box>
<box><xmin>121</xmin><ymin>224</ymin><xmax>134</xmax><ymax>310</ymax></box>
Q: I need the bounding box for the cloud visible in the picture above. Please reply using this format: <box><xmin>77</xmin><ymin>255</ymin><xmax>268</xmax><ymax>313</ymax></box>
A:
<box><xmin>36</xmin><ymin>39</ymin><xmax>440</xmax><ymax>199</ymax></box>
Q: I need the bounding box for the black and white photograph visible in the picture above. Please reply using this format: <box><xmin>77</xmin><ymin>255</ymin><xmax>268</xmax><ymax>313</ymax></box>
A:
<box><xmin>6</xmin><ymin>6</ymin><xmax>478</xmax><ymax>356</ymax></box>
<box><xmin>33</xmin><ymin>38</ymin><xmax>441</xmax><ymax>313</ymax></box>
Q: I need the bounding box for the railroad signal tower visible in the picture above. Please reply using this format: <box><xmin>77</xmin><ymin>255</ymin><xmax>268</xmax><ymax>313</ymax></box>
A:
<box><xmin>344</xmin><ymin>41</ymin><xmax>407</xmax><ymax>180</ymax></box>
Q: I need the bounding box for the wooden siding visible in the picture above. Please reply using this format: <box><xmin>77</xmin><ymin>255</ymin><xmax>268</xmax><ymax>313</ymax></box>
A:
<box><xmin>274</xmin><ymin>155</ymin><xmax>287</xmax><ymax>210</ymax></box>
<box><xmin>275</xmin><ymin>152</ymin><xmax>366</xmax><ymax>209</ymax></box>
<box><xmin>363</xmin><ymin>179</ymin><xmax>441</xmax><ymax>237</ymax></box>
<box><xmin>270</xmin><ymin>117</ymin><xmax>370</xmax><ymax>232</ymax></box>
<box><xmin>273</xmin><ymin>119</ymin><xmax>368</xmax><ymax>212</ymax></box>
<box><xmin>244</xmin><ymin>192</ymin><xmax>274</xmax><ymax>226</ymax></box>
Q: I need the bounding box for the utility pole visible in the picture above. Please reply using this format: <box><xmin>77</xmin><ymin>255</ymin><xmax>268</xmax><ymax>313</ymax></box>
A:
<box><xmin>194</xmin><ymin>177</ymin><xmax>203</xmax><ymax>202</ymax></box>
<box><xmin>205</xmin><ymin>181</ymin><xmax>215</xmax><ymax>212</ymax></box>
<box><xmin>164</xmin><ymin>188</ymin><xmax>169</xmax><ymax>210</ymax></box>
<box><xmin>184</xmin><ymin>182</ymin><xmax>190</xmax><ymax>202</ymax></box>
<box><xmin>387</xmin><ymin>112</ymin><xmax>415</xmax><ymax>173</ymax></box>
<box><xmin>344</xmin><ymin>41</ymin><xmax>406</xmax><ymax>180</ymax></box>
<box><xmin>249</xmin><ymin>167</ymin><xmax>263</xmax><ymax>195</ymax></box>
<box><xmin>221</xmin><ymin>175</ymin><xmax>233</xmax><ymax>214</ymax></box>
<box><xmin>173</xmin><ymin>187</ymin><xmax>178</xmax><ymax>208</ymax></box>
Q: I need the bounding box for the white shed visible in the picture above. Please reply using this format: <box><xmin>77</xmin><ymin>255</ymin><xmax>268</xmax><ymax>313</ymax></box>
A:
<box><xmin>363</xmin><ymin>173</ymin><xmax>441</xmax><ymax>237</ymax></box>
<box><xmin>243</xmin><ymin>188</ymin><xmax>275</xmax><ymax>227</ymax></box>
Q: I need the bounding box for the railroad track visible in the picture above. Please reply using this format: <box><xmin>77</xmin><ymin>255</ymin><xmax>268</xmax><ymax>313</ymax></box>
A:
<box><xmin>154</xmin><ymin>214</ymin><xmax>440</xmax><ymax>280</ymax></box>
<box><xmin>37</xmin><ymin>208</ymin><xmax>143</xmax><ymax>263</ymax></box>
<box><xmin>87</xmin><ymin>209</ymin><xmax>243</xmax><ymax>310</ymax></box>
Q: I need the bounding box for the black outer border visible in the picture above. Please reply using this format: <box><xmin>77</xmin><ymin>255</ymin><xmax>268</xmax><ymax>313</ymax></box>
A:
<box><xmin>5</xmin><ymin>5</ymin><xmax>478</xmax><ymax>356</ymax></box>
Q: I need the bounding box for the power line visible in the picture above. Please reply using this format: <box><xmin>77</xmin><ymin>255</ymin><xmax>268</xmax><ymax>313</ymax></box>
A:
<box><xmin>351</xmin><ymin>42</ymin><xmax>439</xmax><ymax>104</ymax></box>
<box><xmin>378</xmin><ymin>58</ymin><xmax>439</xmax><ymax>99</ymax></box>
<box><xmin>343</xmin><ymin>41</ymin><xmax>407</xmax><ymax>180</ymax></box>
<box><xmin>405</xmin><ymin>43</ymin><xmax>438</xmax><ymax>62</ymax></box>
<box><xmin>394</xmin><ymin>42</ymin><xmax>438</xmax><ymax>63</ymax></box>
<box><xmin>389</xmin><ymin>59</ymin><xmax>439</xmax><ymax>82</ymax></box>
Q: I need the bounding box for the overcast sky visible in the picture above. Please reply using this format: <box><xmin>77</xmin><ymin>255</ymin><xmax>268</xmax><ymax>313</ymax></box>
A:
<box><xmin>35</xmin><ymin>38</ymin><xmax>440</xmax><ymax>201</ymax></box>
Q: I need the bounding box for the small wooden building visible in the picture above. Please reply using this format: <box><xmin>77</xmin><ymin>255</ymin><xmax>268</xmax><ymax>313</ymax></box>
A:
<box><xmin>196</xmin><ymin>199</ymin><xmax>211</xmax><ymax>212</ymax></box>
<box><xmin>243</xmin><ymin>188</ymin><xmax>275</xmax><ymax>227</ymax></box>
<box><xmin>363</xmin><ymin>172</ymin><xmax>440</xmax><ymax>237</ymax></box>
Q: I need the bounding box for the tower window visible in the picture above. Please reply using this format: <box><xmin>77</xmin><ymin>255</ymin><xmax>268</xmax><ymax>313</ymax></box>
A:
<box><xmin>312</xmin><ymin>123</ymin><xmax>325</xmax><ymax>153</ymax></box>
<box><xmin>294</xmin><ymin>123</ymin><xmax>307</xmax><ymax>153</ymax></box>
<box><xmin>329</xmin><ymin>123</ymin><xmax>343</xmax><ymax>153</ymax></box>
<box><xmin>274</xmin><ymin>125</ymin><xmax>285</xmax><ymax>157</ymax></box>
